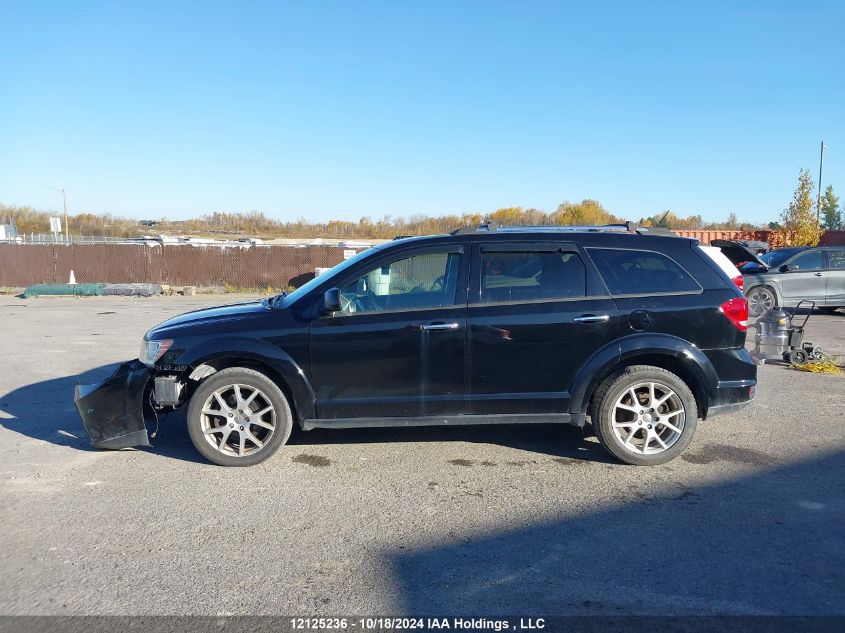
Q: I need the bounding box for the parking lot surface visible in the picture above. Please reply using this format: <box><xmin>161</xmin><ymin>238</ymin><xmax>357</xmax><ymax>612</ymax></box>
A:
<box><xmin>1</xmin><ymin>295</ymin><xmax>843</xmax><ymax>615</ymax></box>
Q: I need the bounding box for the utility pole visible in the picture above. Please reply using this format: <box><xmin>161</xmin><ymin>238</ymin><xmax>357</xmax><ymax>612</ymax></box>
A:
<box><xmin>61</xmin><ymin>187</ymin><xmax>68</xmax><ymax>242</ymax></box>
<box><xmin>817</xmin><ymin>141</ymin><xmax>825</xmax><ymax>225</ymax></box>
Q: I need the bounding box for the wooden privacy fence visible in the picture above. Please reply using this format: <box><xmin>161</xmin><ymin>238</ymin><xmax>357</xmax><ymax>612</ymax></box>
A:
<box><xmin>0</xmin><ymin>243</ymin><xmax>352</xmax><ymax>288</ymax></box>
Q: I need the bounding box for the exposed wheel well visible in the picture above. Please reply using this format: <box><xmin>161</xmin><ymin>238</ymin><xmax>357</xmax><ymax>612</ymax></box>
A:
<box><xmin>588</xmin><ymin>354</ymin><xmax>708</xmax><ymax>420</ymax></box>
<box><xmin>189</xmin><ymin>356</ymin><xmax>299</xmax><ymax>422</ymax></box>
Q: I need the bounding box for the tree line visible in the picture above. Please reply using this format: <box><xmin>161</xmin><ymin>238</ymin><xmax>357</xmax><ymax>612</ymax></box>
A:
<box><xmin>1</xmin><ymin>170</ymin><xmax>840</xmax><ymax>244</ymax></box>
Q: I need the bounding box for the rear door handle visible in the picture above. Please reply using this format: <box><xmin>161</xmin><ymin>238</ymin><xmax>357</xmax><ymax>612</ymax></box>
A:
<box><xmin>421</xmin><ymin>322</ymin><xmax>460</xmax><ymax>331</ymax></box>
<box><xmin>573</xmin><ymin>314</ymin><xmax>610</xmax><ymax>323</ymax></box>
<box><xmin>814</xmin><ymin>272</ymin><xmax>823</xmax><ymax>277</ymax></box>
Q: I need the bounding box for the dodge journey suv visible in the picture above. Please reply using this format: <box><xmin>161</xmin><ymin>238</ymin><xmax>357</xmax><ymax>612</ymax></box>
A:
<box><xmin>75</xmin><ymin>222</ymin><xmax>757</xmax><ymax>466</ymax></box>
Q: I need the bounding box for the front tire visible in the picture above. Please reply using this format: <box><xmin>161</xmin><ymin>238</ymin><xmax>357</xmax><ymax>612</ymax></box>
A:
<box><xmin>591</xmin><ymin>366</ymin><xmax>698</xmax><ymax>466</ymax></box>
<box><xmin>187</xmin><ymin>367</ymin><xmax>292</xmax><ymax>466</ymax></box>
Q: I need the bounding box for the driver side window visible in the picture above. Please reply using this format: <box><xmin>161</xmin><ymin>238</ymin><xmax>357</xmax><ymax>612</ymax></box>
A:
<box><xmin>339</xmin><ymin>251</ymin><xmax>460</xmax><ymax>314</ymax></box>
<box><xmin>788</xmin><ymin>250</ymin><xmax>823</xmax><ymax>271</ymax></box>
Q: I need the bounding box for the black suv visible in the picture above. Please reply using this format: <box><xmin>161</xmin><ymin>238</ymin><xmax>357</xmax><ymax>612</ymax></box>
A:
<box><xmin>75</xmin><ymin>223</ymin><xmax>757</xmax><ymax>466</ymax></box>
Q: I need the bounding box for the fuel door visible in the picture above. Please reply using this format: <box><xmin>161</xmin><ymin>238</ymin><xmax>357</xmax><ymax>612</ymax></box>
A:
<box><xmin>629</xmin><ymin>310</ymin><xmax>652</xmax><ymax>332</ymax></box>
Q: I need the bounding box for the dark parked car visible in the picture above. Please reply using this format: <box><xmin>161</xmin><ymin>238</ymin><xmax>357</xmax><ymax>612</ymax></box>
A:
<box><xmin>75</xmin><ymin>223</ymin><xmax>756</xmax><ymax>466</ymax></box>
<box><xmin>712</xmin><ymin>241</ymin><xmax>845</xmax><ymax>317</ymax></box>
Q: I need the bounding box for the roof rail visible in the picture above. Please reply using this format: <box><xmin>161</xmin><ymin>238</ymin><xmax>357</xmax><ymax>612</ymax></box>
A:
<box><xmin>447</xmin><ymin>220</ymin><xmax>679</xmax><ymax>237</ymax></box>
<box><xmin>450</xmin><ymin>221</ymin><xmax>499</xmax><ymax>235</ymax></box>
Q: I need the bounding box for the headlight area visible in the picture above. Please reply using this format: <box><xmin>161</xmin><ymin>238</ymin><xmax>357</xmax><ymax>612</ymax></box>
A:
<box><xmin>140</xmin><ymin>339</ymin><xmax>190</xmax><ymax>409</ymax></box>
<box><xmin>139</xmin><ymin>338</ymin><xmax>173</xmax><ymax>367</ymax></box>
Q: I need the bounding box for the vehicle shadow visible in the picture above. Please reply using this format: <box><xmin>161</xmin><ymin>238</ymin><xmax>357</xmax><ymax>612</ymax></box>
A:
<box><xmin>390</xmin><ymin>448</ymin><xmax>845</xmax><ymax>616</ymax></box>
<box><xmin>0</xmin><ymin>364</ymin><xmax>206</xmax><ymax>464</ymax></box>
<box><xmin>0</xmin><ymin>364</ymin><xmax>610</xmax><ymax>464</ymax></box>
<box><xmin>288</xmin><ymin>423</ymin><xmax>614</xmax><ymax>463</ymax></box>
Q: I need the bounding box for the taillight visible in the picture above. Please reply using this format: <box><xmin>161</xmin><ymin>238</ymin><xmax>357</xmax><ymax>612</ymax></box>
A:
<box><xmin>731</xmin><ymin>275</ymin><xmax>744</xmax><ymax>290</ymax></box>
<box><xmin>720</xmin><ymin>297</ymin><xmax>748</xmax><ymax>331</ymax></box>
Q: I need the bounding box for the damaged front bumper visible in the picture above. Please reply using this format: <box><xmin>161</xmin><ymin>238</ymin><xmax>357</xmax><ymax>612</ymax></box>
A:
<box><xmin>74</xmin><ymin>359</ymin><xmax>152</xmax><ymax>449</ymax></box>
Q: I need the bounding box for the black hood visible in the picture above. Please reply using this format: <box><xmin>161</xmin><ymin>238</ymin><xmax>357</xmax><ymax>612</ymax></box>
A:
<box><xmin>147</xmin><ymin>299</ymin><xmax>270</xmax><ymax>337</ymax></box>
<box><xmin>710</xmin><ymin>240</ymin><xmax>768</xmax><ymax>269</ymax></box>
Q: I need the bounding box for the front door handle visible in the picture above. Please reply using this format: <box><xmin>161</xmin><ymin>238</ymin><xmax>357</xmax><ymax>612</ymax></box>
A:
<box><xmin>814</xmin><ymin>272</ymin><xmax>823</xmax><ymax>277</ymax></box>
<box><xmin>421</xmin><ymin>322</ymin><xmax>460</xmax><ymax>331</ymax></box>
<box><xmin>573</xmin><ymin>314</ymin><xmax>610</xmax><ymax>324</ymax></box>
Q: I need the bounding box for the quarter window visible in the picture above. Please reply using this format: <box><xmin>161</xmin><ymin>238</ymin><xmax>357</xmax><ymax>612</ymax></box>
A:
<box><xmin>480</xmin><ymin>251</ymin><xmax>587</xmax><ymax>303</ymax></box>
<box><xmin>828</xmin><ymin>250</ymin><xmax>845</xmax><ymax>270</ymax></box>
<box><xmin>587</xmin><ymin>248</ymin><xmax>700</xmax><ymax>295</ymax></box>
<box><xmin>787</xmin><ymin>250</ymin><xmax>823</xmax><ymax>271</ymax></box>
<box><xmin>338</xmin><ymin>251</ymin><xmax>460</xmax><ymax>314</ymax></box>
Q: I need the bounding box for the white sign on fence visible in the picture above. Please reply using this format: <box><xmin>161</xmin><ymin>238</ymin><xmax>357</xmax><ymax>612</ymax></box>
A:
<box><xmin>343</xmin><ymin>249</ymin><xmax>357</xmax><ymax>260</ymax></box>
<box><xmin>50</xmin><ymin>217</ymin><xmax>62</xmax><ymax>233</ymax></box>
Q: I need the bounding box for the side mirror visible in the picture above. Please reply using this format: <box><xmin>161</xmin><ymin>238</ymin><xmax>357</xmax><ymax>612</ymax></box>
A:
<box><xmin>323</xmin><ymin>288</ymin><xmax>341</xmax><ymax>313</ymax></box>
<box><xmin>779</xmin><ymin>264</ymin><xmax>789</xmax><ymax>272</ymax></box>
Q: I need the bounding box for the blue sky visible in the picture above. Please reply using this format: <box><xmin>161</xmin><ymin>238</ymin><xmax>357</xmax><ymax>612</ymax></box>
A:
<box><xmin>1</xmin><ymin>0</ymin><xmax>842</xmax><ymax>225</ymax></box>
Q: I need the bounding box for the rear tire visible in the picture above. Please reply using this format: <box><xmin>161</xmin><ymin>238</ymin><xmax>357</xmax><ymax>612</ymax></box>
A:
<box><xmin>591</xmin><ymin>366</ymin><xmax>698</xmax><ymax>466</ymax></box>
<box><xmin>187</xmin><ymin>367</ymin><xmax>292</xmax><ymax>467</ymax></box>
<box><xmin>747</xmin><ymin>286</ymin><xmax>776</xmax><ymax>317</ymax></box>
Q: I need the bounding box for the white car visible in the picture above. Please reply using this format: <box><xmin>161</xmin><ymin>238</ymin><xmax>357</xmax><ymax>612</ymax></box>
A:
<box><xmin>698</xmin><ymin>245</ymin><xmax>744</xmax><ymax>291</ymax></box>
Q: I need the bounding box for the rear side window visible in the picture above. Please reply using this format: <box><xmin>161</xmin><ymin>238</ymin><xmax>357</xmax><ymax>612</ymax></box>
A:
<box><xmin>828</xmin><ymin>250</ymin><xmax>845</xmax><ymax>270</ymax></box>
<box><xmin>587</xmin><ymin>248</ymin><xmax>701</xmax><ymax>295</ymax></box>
<box><xmin>480</xmin><ymin>250</ymin><xmax>586</xmax><ymax>303</ymax></box>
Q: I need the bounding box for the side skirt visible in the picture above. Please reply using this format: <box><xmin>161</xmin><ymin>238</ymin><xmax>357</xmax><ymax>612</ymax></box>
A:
<box><xmin>301</xmin><ymin>412</ymin><xmax>584</xmax><ymax>431</ymax></box>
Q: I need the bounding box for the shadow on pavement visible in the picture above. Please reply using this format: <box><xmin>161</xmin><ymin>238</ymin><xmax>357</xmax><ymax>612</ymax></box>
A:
<box><xmin>289</xmin><ymin>423</ymin><xmax>615</xmax><ymax>463</ymax></box>
<box><xmin>390</xmin><ymin>448</ymin><xmax>845</xmax><ymax>615</ymax></box>
<box><xmin>0</xmin><ymin>364</ymin><xmax>205</xmax><ymax>464</ymax></box>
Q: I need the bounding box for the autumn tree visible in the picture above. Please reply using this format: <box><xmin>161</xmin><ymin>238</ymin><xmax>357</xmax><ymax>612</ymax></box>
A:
<box><xmin>551</xmin><ymin>199</ymin><xmax>623</xmax><ymax>226</ymax></box>
<box><xmin>488</xmin><ymin>207</ymin><xmax>527</xmax><ymax>226</ymax></box>
<box><xmin>781</xmin><ymin>169</ymin><xmax>822</xmax><ymax>246</ymax></box>
<box><xmin>820</xmin><ymin>185</ymin><xmax>841</xmax><ymax>230</ymax></box>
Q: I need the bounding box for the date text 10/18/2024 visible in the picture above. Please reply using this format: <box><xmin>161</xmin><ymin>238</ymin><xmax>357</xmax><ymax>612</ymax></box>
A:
<box><xmin>290</xmin><ymin>618</ymin><xmax>546</xmax><ymax>631</ymax></box>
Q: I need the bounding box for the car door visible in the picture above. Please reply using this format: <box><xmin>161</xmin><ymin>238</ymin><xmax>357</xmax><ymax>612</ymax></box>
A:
<box><xmin>466</xmin><ymin>241</ymin><xmax>619</xmax><ymax>415</ymax></box>
<box><xmin>309</xmin><ymin>245</ymin><xmax>468</xmax><ymax>420</ymax></box>
<box><xmin>779</xmin><ymin>249</ymin><xmax>827</xmax><ymax>305</ymax></box>
<box><xmin>824</xmin><ymin>249</ymin><xmax>845</xmax><ymax>307</ymax></box>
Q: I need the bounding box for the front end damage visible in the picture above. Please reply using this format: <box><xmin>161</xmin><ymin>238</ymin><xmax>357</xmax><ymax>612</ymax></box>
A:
<box><xmin>75</xmin><ymin>359</ymin><xmax>192</xmax><ymax>449</ymax></box>
<box><xmin>74</xmin><ymin>360</ymin><xmax>153</xmax><ymax>449</ymax></box>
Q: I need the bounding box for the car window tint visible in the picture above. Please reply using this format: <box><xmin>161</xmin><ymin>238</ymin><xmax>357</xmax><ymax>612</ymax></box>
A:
<box><xmin>788</xmin><ymin>250</ymin><xmax>823</xmax><ymax>271</ymax></box>
<box><xmin>480</xmin><ymin>251</ymin><xmax>586</xmax><ymax>303</ymax></box>
<box><xmin>587</xmin><ymin>248</ymin><xmax>700</xmax><ymax>295</ymax></box>
<box><xmin>339</xmin><ymin>252</ymin><xmax>460</xmax><ymax>313</ymax></box>
<box><xmin>828</xmin><ymin>250</ymin><xmax>845</xmax><ymax>270</ymax></box>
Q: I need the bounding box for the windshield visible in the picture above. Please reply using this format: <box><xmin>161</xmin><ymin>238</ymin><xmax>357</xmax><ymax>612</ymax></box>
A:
<box><xmin>274</xmin><ymin>245</ymin><xmax>384</xmax><ymax>307</ymax></box>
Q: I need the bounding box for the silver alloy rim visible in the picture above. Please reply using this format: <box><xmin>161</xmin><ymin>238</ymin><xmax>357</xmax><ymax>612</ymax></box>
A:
<box><xmin>748</xmin><ymin>289</ymin><xmax>773</xmax><ymax>316</ymax></box>
<box><xmin>610</xmin><ymin>381</ymin><xmax>685</xmax><ymax>455</ymax></box>
<box><xmin>200</xmin><ymin>384</ymin><xmax>276</xmax><ymax>457</ymax></box>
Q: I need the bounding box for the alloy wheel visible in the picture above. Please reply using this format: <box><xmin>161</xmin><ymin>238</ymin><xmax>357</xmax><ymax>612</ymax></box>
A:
<box><xmin>200</xmin><ymin>384</ymin><xmax>276</xmax><ymax>457</ymax></box>
<box><xmin>748</xmin><ymin>288</ymin><xmax>774</xmax><ymax>317</ymax></box>
<box><xmin>610</xmin><ymin>382</ymin><xmax>685</xmax><ymax>455</ymax></box>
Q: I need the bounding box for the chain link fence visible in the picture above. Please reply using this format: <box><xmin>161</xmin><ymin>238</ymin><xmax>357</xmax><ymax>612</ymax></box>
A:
<box><xmin>0</xmin><ymin>243</ymin><xmax>357</xmax><ymax>288</ymax></box>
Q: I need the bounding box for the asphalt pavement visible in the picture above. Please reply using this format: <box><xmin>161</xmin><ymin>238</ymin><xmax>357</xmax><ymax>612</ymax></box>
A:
<box><xmin>0</xmin><ymin>295</ymin><xmax>843</xmax><ymax>616</ymax></box>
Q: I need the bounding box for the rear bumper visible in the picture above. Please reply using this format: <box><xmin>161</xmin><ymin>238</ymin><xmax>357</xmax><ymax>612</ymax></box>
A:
<box><xmin>707</xmin><ymin>381</ymin><xmax>756</xmax><ymax>418</ymax></box>
<box><xmin>703</xmin><ymin>346</ymin><xmax>757</xmax><ymax>419</ymax></box>
<box><xmin>73</xmin><ymin>360</ymin><xmax>152</xmax><ymax>449</ymax></box>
